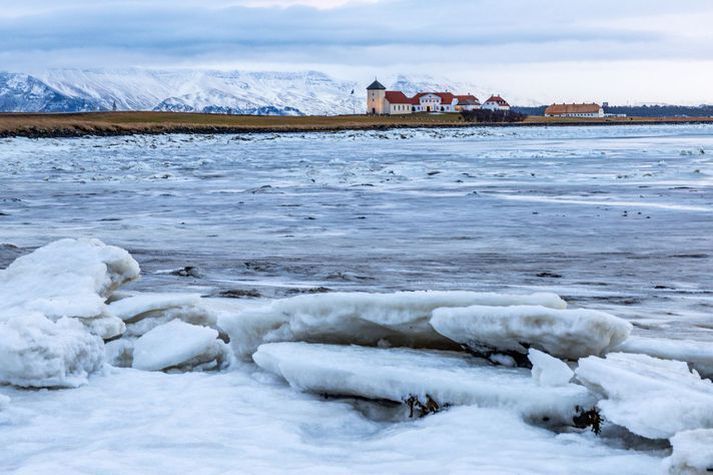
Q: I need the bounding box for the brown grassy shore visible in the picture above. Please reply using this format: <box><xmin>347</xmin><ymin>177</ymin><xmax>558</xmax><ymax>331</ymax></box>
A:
<box><xmin>1</xmin><ymin>112</ymin><xmax>712</xmax><ymax>138</ymax></box>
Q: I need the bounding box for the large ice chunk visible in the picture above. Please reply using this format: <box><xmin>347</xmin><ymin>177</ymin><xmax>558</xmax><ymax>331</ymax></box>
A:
<box><xmin>0</xmin><ymin>238</ymin><xmax>140</xmax><ymax>339</ymax></box>
<box><xmin>617</xmin><ymin>336</ymin><xmax>713</xmax><ymax>379</ymax></box>
<box><xmin>664</xmin><ymin>429</ymin><xmax>713</xmax><ymax>475</ymax></box>
<box><xmin>253</xmin><ymin>342</ymin><xmax>596</xmax><ymax>426</ymax></box>
<box><xmin>132</xmin><ymin>320</ymin><xmax>230</xmax><ymax>372</ymax></box>
<box><xmin>576</xmin><ymin>353</ymin><xmax>713</xmax><ymax>439</ymax></box>
<box><xmin>222</xmin><ymin>291</ymin><xmax>567</xmax><ymax>359</ymax></box>
<box><xmin>430</xmin><ymin>305</ymin><xmax>632</xmax><ymax>359</ymax></box>
<box><xmin>0</xmin><ymin>314</ymin><xmax>104</xmax><ymax>388</ymax></box>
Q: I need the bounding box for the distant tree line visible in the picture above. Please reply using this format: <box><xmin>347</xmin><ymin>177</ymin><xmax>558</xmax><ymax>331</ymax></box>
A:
<box><xmin>512</xmin><ymin>105</ymin><xmax>713</xmax><ymax>118</ymax></box>
<box><xmin>460</xmin><ymin>109</ymin><xmax>526</xmax><ymax>123</ymax></box>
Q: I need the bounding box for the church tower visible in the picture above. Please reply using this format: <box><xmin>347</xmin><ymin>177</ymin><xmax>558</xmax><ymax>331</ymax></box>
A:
<box><xmin>366</xmin><ymin>79</ymin><xmax>386</xmax><ymax>115</ymax></box>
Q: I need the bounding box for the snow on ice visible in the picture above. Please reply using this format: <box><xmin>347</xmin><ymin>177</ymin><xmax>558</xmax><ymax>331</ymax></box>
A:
<box><xmin>220</xmin><ymin>291</ymin><xmax>567</xmax><ymax>359</ymax></box>
<box><xmin>664</xmin><ymin>429</ymin><xmax>713</xmax><ymax>475</ymax></box>
<box><xmin>576</xmin><ymin>353</ymin><xmax>713</xmax><ymax>439</ymax></box>
<box><xmin>528</xmin><ymin>348</ymin><xmax>575</xmax><ymax>387</ymax></box>
<box><xmin>0</xmin><ymin>314</ymin><xmax>104</xmax><ymax>388</ymax></box>
<box><xmin>0</xmin><ymin>238</ymin><xmax>139</xmax><ymax>339</ymax></box>
<box><xmin>430</xmin><ymin>305</ymin><xmax>632</xmax><ymax>360</ymax></box>
<box><xmin>618</xmin><ymin>336</ymin><xmax>713</xmax><ymax>379</ymax></box>
<box><xmin>253</xmin><ymin>342</ymin><xmax>596</xmax><ymax>427</ymax></box>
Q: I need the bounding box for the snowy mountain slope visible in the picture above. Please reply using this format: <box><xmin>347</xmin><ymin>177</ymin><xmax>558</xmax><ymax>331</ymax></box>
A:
<box><xmin>0</xmin><ymin>72</ymin><xmax>100</xmax><ymax>113</ymax></box>
<box><xmin>37</xmin><ymin>69</ymin><xmax>363</xmax><ymax>116</ymax></box>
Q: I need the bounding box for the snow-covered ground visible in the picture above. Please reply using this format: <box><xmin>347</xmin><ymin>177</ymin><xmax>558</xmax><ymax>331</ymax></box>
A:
<box><xmin>1</xmin><ymin>124</ymin><xmax>712</xmax><ymax>473</ymax></box>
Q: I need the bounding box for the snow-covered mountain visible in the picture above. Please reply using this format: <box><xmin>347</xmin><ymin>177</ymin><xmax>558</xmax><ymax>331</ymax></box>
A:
<box><xmin>0</xmin><ymin>69</ymin><xmax>500</xmax><ymax>115</ymax></box>
<box><xmin>26</xmin><ymin>69</ymin><xmax>363</xmax><ymax>116</ymax></box>
<box><xmin>0</xmin><ymin>72</ymin><xmax>100</xmax><ymax>113</ymax></box>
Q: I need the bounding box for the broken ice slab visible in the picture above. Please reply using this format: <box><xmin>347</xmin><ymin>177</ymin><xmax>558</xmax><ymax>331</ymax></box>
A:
<box><xmin>617</xmin><ymin>336</ymin><xmax>713</xmax><ymax>379</ymax></box>
<box><xmin>576</xmin><ymin>353</ymin><xmax>713</xmax><ymax>439</ymax></box>
<box><xmin>253</xmin><ymin>342</ymin><xmax>596</xmax><ymax>427</ymax></box>
<box><xmin>222</xmin><ymin>291</ymin><xmax>567</xmax><ymax>359</ymax></box>
<box><xmin>430</xmin><ymin>305</ymin><xmax>632</xmax><ymax>360</ymax></box>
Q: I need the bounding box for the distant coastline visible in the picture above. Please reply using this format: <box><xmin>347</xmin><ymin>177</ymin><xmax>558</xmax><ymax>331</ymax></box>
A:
<box><xmin>1</xmin><ymin>112</ymin><xmax>712</xmax><ymax>139</ymax></box>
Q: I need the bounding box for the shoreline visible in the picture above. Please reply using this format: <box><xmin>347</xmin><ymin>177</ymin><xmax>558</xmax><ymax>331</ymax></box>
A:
<box><xmin>1</xmin><ymin>111</ymin><xmax>712</xmax><ymax>138</ymax></box>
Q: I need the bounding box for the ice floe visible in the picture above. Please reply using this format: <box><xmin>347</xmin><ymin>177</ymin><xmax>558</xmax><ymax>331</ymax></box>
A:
<box><xmin>0</xmin><ymin>314</ymin><xmax>104</xmax><ymax>388</ymax></box>
<box><xmin>132</xmin><ymin>320</ymin><xmax>230</xmax><ymax>372</ymax></box>
<box><xmin>221</xmin><ymin>291</ymin><xmax>567</xmax><ymax>359</ymax></box>
<box><xmin>0</xmin><ymin>238</ymin><xmax>140</xmax><ymax>339</ymax></box>
<box><xmin>617</xmin><ymin>336</ymin><xmax>713</xmax><ymax>379</ymax></box>
<box><xmin>253</xmin><ymin>342</ymin><xmax>596</xmax><ymax>427</ymax></box>
<box><xmin>430</xmin><ymin>305</ymin><xmax>632</xmax><ymax>360</ymax></box>
<box><xmin>576</xmin><ymin>353</ymin><xmax>713</xmax><ymax>439</ymax></box>
<box><xmin>664</xmin><ymin>429</ymin><xmax>713</xmax><ymax>475</ymax></box>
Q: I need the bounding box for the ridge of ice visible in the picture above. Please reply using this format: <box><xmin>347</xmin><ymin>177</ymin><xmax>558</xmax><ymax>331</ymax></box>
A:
<box><xmin>576</xmin><ymin>353</ymin><xmax>713</xmax><ymax>439</ymax></box>
<box><xmin>221</xmin><ymin>291</ymin><xmax>567</xmax><ymax>359</ymax></box>
<box><xmin>430</xmin><ymin>305</ymin><xmax>632</xmax><ymax>359</ymax></box>
<box><xmin>253</xmin><ymin>342</ymin><xmax>596</xmax><ymax>426</ymax></box>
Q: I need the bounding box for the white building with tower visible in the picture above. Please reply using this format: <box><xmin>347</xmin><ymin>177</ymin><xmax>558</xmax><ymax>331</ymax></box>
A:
<box><xmin>366</xmin><ymin>79</ymin><xmax>493</xmax><ymax>115</ymax></box>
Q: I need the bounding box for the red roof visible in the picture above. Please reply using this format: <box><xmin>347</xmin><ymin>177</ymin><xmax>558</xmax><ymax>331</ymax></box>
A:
<box><xmin>384</xmin><ymin>91</ymin><xmax>412</xmax><ymax>104</ymax></box>
<box><xmin>455</xmin><ymin>94</ymin><xmax>480</xmax><ymax>105</ymax></box>
<box><xmin>485</xmin><ymin>95</ymin><xmax>510</xmax><ymax>107</ymax></box>
<box><xmin>412</xmin><ymin>92</ymin><xmax>456</xmax><ymax>104</ymax></box>
<box><xmin>545</xmin><ymin>103</ymin><xmax>602</xmax><ymax>115</ymax></box>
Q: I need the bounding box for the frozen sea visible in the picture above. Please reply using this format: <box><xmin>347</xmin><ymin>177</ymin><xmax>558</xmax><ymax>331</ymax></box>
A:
<box><xmin>1</xmin><ymin>124</ymin><xmax>712</xmax><ymax>473</ymax></box>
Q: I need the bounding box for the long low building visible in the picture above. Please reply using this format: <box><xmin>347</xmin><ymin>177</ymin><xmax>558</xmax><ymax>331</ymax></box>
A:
<box><xmin>545</xmin><ymin>103</ymin><xmax>604</xmax><ymax>118</ymax></box>
<box><xmin>366</xmin><ymin>79</ymin><xmax>510</xmax><ymax>115</ymax></box>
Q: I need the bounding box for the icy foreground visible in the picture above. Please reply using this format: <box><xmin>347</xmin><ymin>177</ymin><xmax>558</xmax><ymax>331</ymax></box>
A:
<box><xmin>1</xmin><ymin>239</ymin><xmax>713</xmax><ymax>472</ymax></box>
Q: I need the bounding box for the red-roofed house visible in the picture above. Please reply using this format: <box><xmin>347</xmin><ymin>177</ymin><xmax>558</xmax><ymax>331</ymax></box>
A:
<box><xmin>482</xmin><ymin>95</ymin><xmax>511</xmax><ymax>111</ymax></box>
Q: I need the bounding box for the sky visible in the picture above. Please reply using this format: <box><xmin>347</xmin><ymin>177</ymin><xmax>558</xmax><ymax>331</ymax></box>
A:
<box><xmin>0</xmin><ymin>0</ymin><xmax>712</xmax><ymax>104</ymax></box>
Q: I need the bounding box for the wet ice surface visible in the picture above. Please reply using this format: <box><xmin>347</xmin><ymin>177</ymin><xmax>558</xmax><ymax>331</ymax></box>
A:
<box><xmin>1</xmin><ymin>125</ymin><xmax>711</xmax><ymax>341</ymax></box>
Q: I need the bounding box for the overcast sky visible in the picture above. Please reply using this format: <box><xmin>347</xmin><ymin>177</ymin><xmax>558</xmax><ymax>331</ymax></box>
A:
<box><xmin>1</xmin><ymin>0</ymin><xmax>712</xmax><ymax>104</ymax></box>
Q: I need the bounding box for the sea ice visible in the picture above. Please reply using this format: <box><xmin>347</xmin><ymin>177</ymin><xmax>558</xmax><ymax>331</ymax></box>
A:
<box><xmin>430</xmin><ymin>305</ymin><xmax>632</xmax><ymax>359</ymax></box>
<box><xmin>109</xmin><ymin>292</ymin><xmax>221</xmax><ymax>338</ymax></box>
<box><xmin>0</xmin><ymin>314</ymin><xmax>104</xmax><ymax>388</ymax></box>
<box><xmin>664</xmin><ymin>429</ymin><xmax>713</xmax><ymax>475</ymax></box>
<box><xmin>221</xmin><ymin>291</ymin><xmax>567</xmax><ymax>358</ymax></box>
<box><xmin>617</xmin><ymin>336</ymin><xmax>713</xmax><ymax>379</ymax></box>
<box><xmin>576</xmin><ymin>353</ymin><xmax>713</xmax><ymax>439</ymax></box>
<box><xmin>528</xmin><ymin>348</ymin><xmax>574</xmax><ymax>387</ymax></box>
<box><xmin>132</xmin><ymin>319</ymin><xmax>230</xmax><ymax>372</ymax></box>
<box><xmin>0</xmin><ymin>238</ymin><xmax>140</xmax><ymax>339</ymax></box>
<box><xmin>253</xmin><ymin>342</ymin><xmax>596</xmax><ymax>427</ymax></box>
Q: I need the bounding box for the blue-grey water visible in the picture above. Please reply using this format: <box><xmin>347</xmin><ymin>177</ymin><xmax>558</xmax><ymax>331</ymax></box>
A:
<box><xmin>1</xmin><ymin>125</ymin><xmax>711</xmax><ymax>339</ymax></box>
